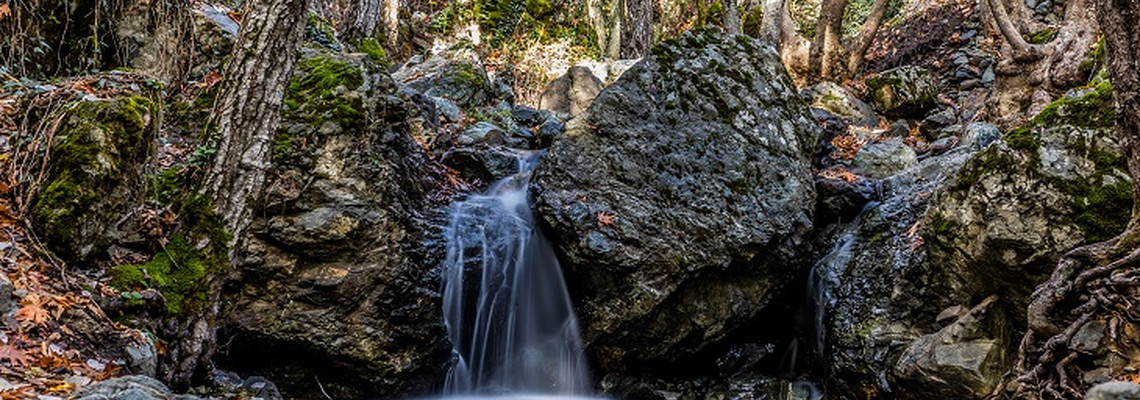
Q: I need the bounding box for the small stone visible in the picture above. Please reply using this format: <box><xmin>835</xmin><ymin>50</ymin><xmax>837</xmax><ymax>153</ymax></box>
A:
<box><xmin>458</xmin><ymin>122</ymin><xmax>505</xmax><ymax>146</ymax></box>
<box><xmin>853</xmin><ymin>137</ymin><xmax>919</xmax><ymax>179</ymax></box>
<box><xmin>982</xmin><ymin>66</ymin><xmax>995</xmax><ymax>85</ymax></box>
<box><xmin>960</xmin><ymin>30</ymin><xmax>977</xmax><ymax>41</ymax></box>
<box><xmin>86</xmin><ymin>359</ymin><xmax>107</xmax><ymax>372</ymax></box>
<box><xmin>1070</xmin><ymin>319</ymin><xmax>1107</xmax><ymax>353</ymax></box>
<box><xmin>960</xmin><ymin>79</ymin><xmax>980</xmax><ymax>90</ymax></box>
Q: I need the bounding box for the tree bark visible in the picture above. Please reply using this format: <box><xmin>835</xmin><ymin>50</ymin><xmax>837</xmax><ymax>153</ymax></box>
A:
<box><xmin>759</xmin><ymin>0</ymin><xmax>785</xmax><ymax>44</ymax></box>
<box><xmin>342</xmin><ymin>0</ymin><xmax>383</xmax><ymax>41</ymax></box>
<box><xmin>845</xmin><ymin>0</ymin><xmax>890</xmax><ymax>75</ymax></box>
<box><xmin>807</xmin><ymin>0</ymin><xmax>848</xmax><ymax>81</ymax></box>
<box><xmin>588</xmin><ymin>0</ymin><xmax>623</xmax><ymax>60</ymax></box>
<box><xmin>161</xmin><ymin>0</ymin><xmax>309</xmax><ymax>387</ymax></box>
<box><xmin>382</xmin><ymin>0</ymin><xmax>399</xmax><ymax>49</ymax></box>
<box><xmin>621</xmin><ymin>0</ymin><xmax>652</xmax><ymax>58</ymax></box>
<box><xmin>724</xmin><ymin>0</ymin><xmax>741</xmax><ymax>35</ymax></box>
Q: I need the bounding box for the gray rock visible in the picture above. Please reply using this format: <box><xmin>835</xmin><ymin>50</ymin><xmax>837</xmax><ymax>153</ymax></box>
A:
<box><xmin>532</xmin><ymin>30</ymin><xmax>817</xmax><ymax>370</ymax></box>
<box><xmin>73</xmin><ymin>376</ymin><xmax>186</xmax><ymax>400</ymax></box>
<box><xmin>1070</xmin><ymin>320</ymin><xmax>1107</xmax><ymax>353</ymax></box>
<box><xmin>124</xmin><ymin>335</ymin><xmax>157</xmax><ymax>377</ymax></box>
<box><xmin>538</xmin><ymin>65</ymin><xmax>604</xmax><ymax>116</ymax></box>
<box><xmin>431</xmin><ymin>96</ymin><xmax>463</xmax><ymax>123</ymax></box>
<box><xmin>441</xmin><ymin>146</ymin><xmax>526</xmax><ymax>183</ymax></box>
<box><xmin>1087</xmin><ymin>382</ymin><xmax>1140</xmax><ymax>400</ymax></box>
<box><xmin>801</xmin><ymin>81</ymin><xmax>879</xmax><ymax>126</ymax></box>
<box><xmin>866</xmin><ymin>66</ymin><xmax>939</xmax><ymax>117</ymax></box>
<box><xmin>536</xmin><ymin>117</ymin><xmax>565</xmax><ymax>148</ymax></box>
<box><xmin>458</xmin><ymin>121</ymin><xmax>506</xmax><ymax>145</ymax></box>
<box><xmin>0</xmin><ymin>274</ymin><xmax>13</xmax><ymax>316</ymax></box>
<box><xmin>962</xmin><ymin>122</ymin><xmax>1001</xmax><ymax>150</ymax></box>
<box><xmin>982</xmin><ymin>66</ymin><xmax>995</xmax><ymax>85</ymax></box>
<box><xmin>894</xmin><ymin>296</ymin><xmax>1011</xmax><ymax>399</ymax></box>
<box><xmin>922</xmin><ymin>108</ymin><xmax>958</xmax><ymax>136</ymax></box>
<box><xmin>852</xmin><ymin>137</ymin><xmax>918</xmax><ymax>178</ymax></box>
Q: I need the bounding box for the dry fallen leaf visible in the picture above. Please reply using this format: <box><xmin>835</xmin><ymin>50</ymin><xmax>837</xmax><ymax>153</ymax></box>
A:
<box><xmin>597</xmin><ymin>212</ymin><xmax>616</xmax><ymax>226</ymax></box>
<box><xmin>0</xmin><ymin>345</ymin><xmax>28</xmax><ymax>366</ymax></box>
<box><xmin>0</xmin><ymin>3</ymin><xmax>11</xmax><ymax>20</ymax></box>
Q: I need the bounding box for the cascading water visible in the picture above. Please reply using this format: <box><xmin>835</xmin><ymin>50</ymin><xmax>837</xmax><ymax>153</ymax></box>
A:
<box><xmin>440</xmin><ymin>150</ymin><xmax>592</xmax><ymax>397</ymax></box>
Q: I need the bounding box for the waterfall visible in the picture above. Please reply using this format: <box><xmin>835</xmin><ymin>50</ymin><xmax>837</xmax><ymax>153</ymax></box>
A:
<box><xmin>440</xmin><ymin>151</ymin><xmax>592</xmax><ymax>396</ymax></box>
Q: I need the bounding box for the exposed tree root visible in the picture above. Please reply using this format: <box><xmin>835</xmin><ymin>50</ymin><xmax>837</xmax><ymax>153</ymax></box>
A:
<box><xmin>994</xmin><ymin>231</ymin><xmax>1140</xmax><ymax>400</ymax></box>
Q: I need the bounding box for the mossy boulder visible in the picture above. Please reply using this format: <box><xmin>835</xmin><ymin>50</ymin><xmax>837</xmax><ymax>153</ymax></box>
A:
<box><xmin>924</xmin><ymin>81</ymin><xmax>1129</xmax><ymax>331</ymax></box>
<box><xmin>218</xmin><ymin>49</ymin><xmax>450</xmax><ymax>399</ymax></box>
<box><xmin>866</xmin><ymin>66</ymin><xmax>939</xmax><ymax>118</ymax></box>
<box><xmin>31</xmin><ymin>96</ymin><xmax>155</xmax><ymax>263</ymax></box>
<box><xmin>391</xmin><ymin>43</ymin><xmax>496</xmax><ymax>109</ymax></box>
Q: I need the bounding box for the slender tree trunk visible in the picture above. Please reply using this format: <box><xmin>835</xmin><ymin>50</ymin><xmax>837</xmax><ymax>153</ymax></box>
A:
<box><xmin>724</xmin><ymin>0</ymin><xmax>741</xmax><ymax>35</ymax></box>
<box><xmin>759</xmin><ymin>0</ymin><xmax>785</xmax><ymax>44</ymax></box>
<box><xmin>808</xmin><ymin>0</ymin><xmax>847</xmax><ymax>81</ymax></box>
<box><xmin>382</xmin><ymin>0</ymin><xmax>399</xmax><ymax>49</ymax></box>
<box><xmin>1099</xmin><ymin>0</ymin><xmax>1140</xmax><ymax>214</ymax></box>
<box><xmin>342</xmin><ymin>0</ymin><xmax>383</xmax><ymax>41</ymax></box>
<box><xmin>161</xmin><ymin>0</ymin><xmax>309</xmax><ymax>387</ymax></box>
<box><xmin>845</xmin><ymin>0</ymin><xmax>889</xmax><ymax>75</ymax></box>
<box><xmin>621</xmin><ymin>0</ymin><xmax>652</xmax><ymax>58</ymax></box>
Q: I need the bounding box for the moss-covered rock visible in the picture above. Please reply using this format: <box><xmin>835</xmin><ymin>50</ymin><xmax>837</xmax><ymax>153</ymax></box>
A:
<box><xmin>31</xmin><ymin>95</ymin><xmax>156</xmax><ymax>263</ymax></box>
<box><xmin>390</xmin><ymin>43</ymin><xmax>496</xmax><ymax>109</ymax></box>
<box><xmin>109</xmin><ymin>235</ymin><xmax>218</xmax><ymax>315</ymax></box>
<box><xmin>924</xmin><ymin>81</ymin><xmax>1130</xmax><ymax>327</ymax></box>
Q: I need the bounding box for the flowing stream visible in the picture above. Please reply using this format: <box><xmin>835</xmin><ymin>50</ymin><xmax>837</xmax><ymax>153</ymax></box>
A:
<box><xmin>440</xmin><ymin>150</ymin><xmax>593</xmax><ymax>397</ymax></box>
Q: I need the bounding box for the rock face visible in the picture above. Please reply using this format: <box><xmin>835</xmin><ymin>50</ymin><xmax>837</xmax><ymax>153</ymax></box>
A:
<box><xmin>531</xmin><ymin>30</ymin><xmax>818</xmax><ymax>372</ymax></box>
<box><xmin>801</xmin><ymin>81</ymin><xmax>879</xmax><ymax>126</ymax></box>
<box><xmin>73</xmin><ymin>376</ymin><xmax>196</xmax><ymax>400</ymax></box>
<box><xmin>1087</xmin><ymin>382</ymin><xmax>1140</xmax><ymax>400</ymax></box>
<box><xmin>538</xmin><ymin>65</ymin><xmax>605</xmax><ymax>116</ymax></box>
<box><xmin>866</xmin><ymin>66</ymin><xmax>939</xmax><ymax>117</ymax></box>
<box><xmin>217</xmin><ymin>50</ymin><xmax>450</xmax><ymax>398</ymax></box>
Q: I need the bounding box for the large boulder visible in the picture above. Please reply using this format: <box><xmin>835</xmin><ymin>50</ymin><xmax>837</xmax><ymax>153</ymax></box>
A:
<box><xmin>531</xmin><ymin>30</ymin><xmax>819</xmax><ymax>373</ymax></box>
<box><xmin>218</xmin><ymin>49</ymin><xmax>450</xmax><ymax>398</ymax></box>
<box><xmin>538</xmin><ymin>65</ymin><xmax>605</xmax><ymax>116</ymax></box>
<box><xmin>866</xmin><ymin>66</ymin><xmax>939</xmax><ymax>117</ymax></box>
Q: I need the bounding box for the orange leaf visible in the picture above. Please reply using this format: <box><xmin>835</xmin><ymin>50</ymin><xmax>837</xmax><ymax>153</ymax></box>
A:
<box><xmin>14</xmin><ymin>294</ymin><xmax>52</xmax><ymax>326</ymax></box>
<box><xmin>0</xmin><ymin>3</ymin><xmax>10</xmax><ymax>20</ymax></box>
<box><xmin>597</xmin><ymin>212</ymin><xmax>616</xmax><ymax>226</ymax></box>
<box><xmin>0</xmin><ymin>345</ymin><xmax>28</xmax><ymax>366</ymax></box>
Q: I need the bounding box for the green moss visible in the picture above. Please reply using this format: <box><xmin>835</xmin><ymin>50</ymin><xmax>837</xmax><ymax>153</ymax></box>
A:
<box><xmin>109</xmin><ymin>235</ymin><xmax>213</xmax><ymax>314</ymax></box>
<box><xmin>1063</xmin><ymin>177</ymin><xmax>1132</xmax><ymax>242</ymax></box>
<box><xmin>149</xmin><ymin>166</ymin><xmax>184</xmax><ymax>205</ymax></box>
<box><xmin>357</xmin><ymin>39</ymin><xmax>389</xmax><ymax>67</ymax></box>
<box><xmin>953</xmin><ymin>145</ymin><xmax>1015</xmax><ymax>189</ymax></box>
<box><xmin>451</xmin><ymin>62</ymin><xmax>487</xmax><ymax>87</ymax></box>
<box><xmin>928</xmin><ymin>212</ymin><xmax>960</xmax><ymax>236</ymax></box>
<box><xmin>1027</xmin><ymin>28</ymin><xmax>1058</xmax><ymax>45</ymax></box>
<box><xmin>278</xmin><ymin>55</ymin><xmax>366</xmax><ymax>162</ymax></box>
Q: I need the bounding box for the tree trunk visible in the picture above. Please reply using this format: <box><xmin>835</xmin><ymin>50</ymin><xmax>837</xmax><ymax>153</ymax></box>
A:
<box><xmin>845</xmin><ymin>0</ymin><xmax>890</xmax><ymax>75</ymax></box>
<box><xmin>382</xmin><ymin>0</ymin><xmax>399</xmax><ymax>49</ymax></box>
<box><xmin>588</xmin><ymin>0</ymin><xmax>623</xmax><ymax>60</ymax></box>
<box><xmin>759</xmin><ymin>0</ymin><xmax>785</xmax><ymax>44</ymax></box>
<box><xmin>1099</xmin><ymin>0</ymin><xmax>1140</xmax><ymax>210</ymax></box>
<box><xmin>621</xmin><ymin>0</ymin><xmax>652</xmax><ymax>58</ymax></box>
<box><xmin>724</xmin><ymin>0</ymin><xmax>741</xmax><ymax>35</ymax></box>
<box><xmin>161</xmin><ymin>0</ymin><xmax>309</xmax><ymax>387</ymax></box>
<box><xmin>342</xmin><ymin>0</ymin><xmax>383</xmax><ymax>41</ymax></box>
<box><xmin>807</xmin><ymin>0</ymin><xmax>847</xmax><ymax>81</ymax></box>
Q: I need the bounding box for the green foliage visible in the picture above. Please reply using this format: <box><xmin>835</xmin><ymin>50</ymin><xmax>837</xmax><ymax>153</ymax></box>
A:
<box><xmin>109</xmin><ymin>235</ymin><xmax>215</xmax><ymax>314</ymax></box>
<box><xmin>149</xmin><ymin>166</ymin><xmax>185</xmax><ymax>205</ymax></box>
<box><xmin>842</xmin><ymin>0</ymin><xmax>905</xmax><ymax>37</ymax></box>
<box><xmin>1027</xmin><ymin>28</ymin><xmax>1058</xmax><ymax>44</ymax></box>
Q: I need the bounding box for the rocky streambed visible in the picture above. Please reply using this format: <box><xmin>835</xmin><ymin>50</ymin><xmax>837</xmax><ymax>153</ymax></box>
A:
<box><xmin>12</xmin><ymin>15</ymin><xmax>1138</xmax><ymax>400</ymax></box>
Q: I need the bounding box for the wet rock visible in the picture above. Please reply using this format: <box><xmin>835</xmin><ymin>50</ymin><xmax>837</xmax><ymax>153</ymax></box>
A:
<box><xmin>510</xmin><ymin>105</ymin><xmax>545</xmax><ymax>127</ymax></box>
<box><xmin>536</xmin><ymin>116</ymin><xmax>566</xmax><ymax>148</ymax></box>
<box><xmin>893</xmin><ymin>296</ymin><xmax>1011</xmax><ymax>399</ymax></box>
<box><xmin>866</xmin><ymin>66</ymin><xmax>939</xmax><ymax>117</ymax></box>
<box><xmin>815</xmin><ymin>174</ymin><xmax>878</xmax><ymax>223</ymax></box>
<box><xmin>601</xmin><ymin>373</ymin><xmax>799</xmax><ymax>400</ymax></box>
<box><xmin>441</xmin><ymin>146</ymin><xmax>525</xmax><ymax>183</ymax></box>
<box><xmin>392</xmin><ymin>43</ymin><xmax>496</xmax><ymax>108</ymax></box>
<box><xmin>219</xmin><ymin>50</ymin><xmax>449</xmax><ymax>399</ymax></box>
<box><xmin>532</xmin><ymin>30</ymin><xmax>817</xmax><ymax>372</ymax></box>
<box><xmin>458</xmin><ymin>121</ymin><xmax>506</xmax><ymax>145</ymax></box>
<box><xmin>800</xmin><ymin>81</ymin><xmax>879</xmax><ymax>126</ymax></box>
<box><xmin>539</xmin><ymin>65</ymin><xmax>604</xmax><ymax>116</ymax></box>
<box><xmin>852</xmin><ymin>137</ymin><xmax>918</xmax><ymax>178</ymax></box>
<box><xmin>1086</xmin><ymin>381</ymin><xmax>1140</xmax><ymax>400</ymax></box>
